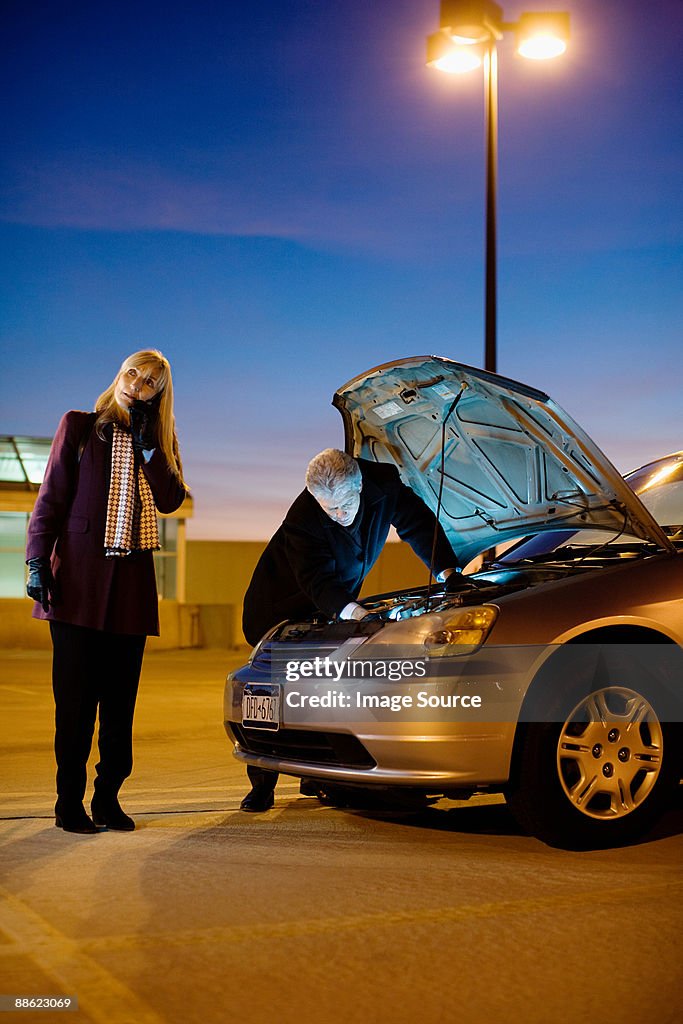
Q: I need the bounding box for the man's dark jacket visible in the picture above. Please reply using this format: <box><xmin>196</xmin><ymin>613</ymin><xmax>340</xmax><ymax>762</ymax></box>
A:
<box><xmin>242</xmin><ymin>459</ymin><xmax>457</xmax><ymax>646</ymax></box>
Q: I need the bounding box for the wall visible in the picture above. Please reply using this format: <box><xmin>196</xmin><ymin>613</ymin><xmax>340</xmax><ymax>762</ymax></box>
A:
<box><xmin>184</xmin><ymin>539</ymin><xmax>431</xmax><ymax>648</ymax></box>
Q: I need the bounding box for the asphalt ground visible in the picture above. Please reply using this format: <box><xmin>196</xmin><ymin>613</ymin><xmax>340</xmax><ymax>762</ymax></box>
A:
<box><xmin>1</xmin><ymin>648</ymin><xmax>682</xmax><ymax>1024</ymax></box>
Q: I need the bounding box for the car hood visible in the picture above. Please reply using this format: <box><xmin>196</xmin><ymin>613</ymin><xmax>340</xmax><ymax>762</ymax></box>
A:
<box><xmin>333</xmin><ymin>356</ymin><xmax>674</xmax><ymax>565</ymax></box>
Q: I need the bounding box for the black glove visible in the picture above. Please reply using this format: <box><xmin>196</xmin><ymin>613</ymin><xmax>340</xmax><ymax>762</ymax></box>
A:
<box><xmin>26</xmin><ymin>556</ymin><xmax>57</xmax><ymax>613</ymax></box>
<box><xmin>129</xmin><ymin>398</ymin><xmax>158</xmax><ymax>454</ymax></box>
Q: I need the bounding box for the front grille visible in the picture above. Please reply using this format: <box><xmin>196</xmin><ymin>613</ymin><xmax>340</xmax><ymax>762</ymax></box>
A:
<box><xmin>230</xmin><ymin>723</ymin><xmax>376</xmax><ymax>769</ymax></box>
<box><xmin>251</xmin><ymin>620</ymin><xmax>382</xmax><ymax>672</ymax></box>
<box><xmin>251</xmin><ymin>640</ymin><xmax>344</xmax><ymax>673</ymax></box>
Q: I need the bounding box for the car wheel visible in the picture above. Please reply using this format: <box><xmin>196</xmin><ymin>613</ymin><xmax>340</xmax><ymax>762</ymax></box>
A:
<box><xmin>507</xmin><ymin>680</ymin><xmax>680</xmax><ymax>849</ymax></box>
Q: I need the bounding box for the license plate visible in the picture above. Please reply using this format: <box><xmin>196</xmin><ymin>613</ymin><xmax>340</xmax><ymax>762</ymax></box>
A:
<box><xmin>242</xmin><ymin>683</ymin><xmax>280</xmax><ymax>731</ymax></box>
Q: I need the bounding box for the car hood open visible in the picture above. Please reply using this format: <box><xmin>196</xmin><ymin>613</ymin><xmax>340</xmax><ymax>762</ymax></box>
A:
<box><xmin>333</xmin><ymin>356</ymin><xmax>674</xmax><ymax>565</ymax></box>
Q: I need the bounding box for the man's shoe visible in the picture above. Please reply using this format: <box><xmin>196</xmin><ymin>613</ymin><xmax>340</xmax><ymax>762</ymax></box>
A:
<box><xmin>240</xmin><ymin>786</ymin><xmax>275</xmax><ymax>812</ymax></box>
<box><xmin>55</xmin><ymin>801</ymin><xmax>97</xmax><ymax>835</ymax></box>
<box><xmin>299</xmin><ymin>778</ymin><xmax>322</xmax><ymax>797</ymax></box>
<box><xmin>91</xmin><ymin>796</ymin><xmax>135</xmax><ymax>832</ymax></box>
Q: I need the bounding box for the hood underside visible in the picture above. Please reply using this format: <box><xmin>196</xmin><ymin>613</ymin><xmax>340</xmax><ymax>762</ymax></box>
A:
<box><xmin>333</xmin><ymin>356</ymin><xmax>673</xmax><ymax>565</ymax></box>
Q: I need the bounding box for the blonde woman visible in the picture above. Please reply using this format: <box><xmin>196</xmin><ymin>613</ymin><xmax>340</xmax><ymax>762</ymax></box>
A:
<box><xmin>26</xmin><ymin>350</ymin><xmax>187</xmax><ymax>834</ymax></box>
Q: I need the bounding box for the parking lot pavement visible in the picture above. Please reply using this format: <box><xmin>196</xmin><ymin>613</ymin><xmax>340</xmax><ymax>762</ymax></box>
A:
<box><xmin>1</xmin><ymin>648</ymin><xmax>682</xmax><ymax>1024</ymax></box>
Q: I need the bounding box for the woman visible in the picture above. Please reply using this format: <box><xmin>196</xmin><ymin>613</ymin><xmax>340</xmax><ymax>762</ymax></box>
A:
<box><xmin>26</xmin><ymin>350</ymin><xmax>187</xmax><ymax>834</ymax></box>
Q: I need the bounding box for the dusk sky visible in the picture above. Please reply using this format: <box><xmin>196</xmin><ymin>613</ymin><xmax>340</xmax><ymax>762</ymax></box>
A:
<box><xmin>1</xmin><ymin>0</ymin><xmax>681</xmax><ymax>539</ymax></box>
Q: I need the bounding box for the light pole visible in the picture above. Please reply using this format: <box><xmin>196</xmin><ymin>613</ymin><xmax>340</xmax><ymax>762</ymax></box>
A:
<box><xmin>427</xmin><ymin>2</ymin><xmax>570</xmax><ymax>373</ymax></box>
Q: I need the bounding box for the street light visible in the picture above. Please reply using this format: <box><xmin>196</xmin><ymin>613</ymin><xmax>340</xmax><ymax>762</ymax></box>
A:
<box><xmin>427</xmin><ymin>2</ymin><xmax>570</xmax><ymax>373</ymax></box>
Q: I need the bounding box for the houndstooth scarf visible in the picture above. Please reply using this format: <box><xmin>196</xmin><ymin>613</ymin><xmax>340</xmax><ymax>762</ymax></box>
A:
<box><xmin>104</xmin><ymin>424</ymin><xmax>160</xmax><ymax>557</ymax></box>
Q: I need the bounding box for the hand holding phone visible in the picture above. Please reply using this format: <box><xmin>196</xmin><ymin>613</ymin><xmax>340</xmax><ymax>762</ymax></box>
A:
<box><xmin>129</xmin><ymin>398</ymin><xmax>159</xmax><ymax>452</ymax></box>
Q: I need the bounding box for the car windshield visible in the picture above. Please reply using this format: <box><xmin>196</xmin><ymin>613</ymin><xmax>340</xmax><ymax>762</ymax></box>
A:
<box><xmin>496</xmin><ymin>452</ymin><xmax>683</xmax><ymax>565</ymax></box>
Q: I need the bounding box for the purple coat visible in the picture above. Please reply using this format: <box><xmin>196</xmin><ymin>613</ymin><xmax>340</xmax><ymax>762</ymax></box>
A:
<box><xmin>27</xmin><ymin>410</ymin><xmax>186</xmax><ymax>636</ymax></box>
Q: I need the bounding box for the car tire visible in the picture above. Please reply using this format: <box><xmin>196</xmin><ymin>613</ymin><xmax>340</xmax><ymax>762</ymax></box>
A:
<box><xmin>507</xmin><ymin>663</ymin><xmax>681</xmax><ymax>850</ymax></box>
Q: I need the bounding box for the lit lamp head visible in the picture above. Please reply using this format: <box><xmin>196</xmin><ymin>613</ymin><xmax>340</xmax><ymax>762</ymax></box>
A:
<box><xmin>515</xmin><ymin>11</ymin><xmax>570</xmax><ymax>60</ymax></box>
<box><xmin>426</xmin><ymin>30</ymin><xmax>483</xmax><ymax>73</ymax></box>
<box><xmin>427</xmin><ymin>1</ymin><xmax>503</xmax><ymax>73</ymax></box>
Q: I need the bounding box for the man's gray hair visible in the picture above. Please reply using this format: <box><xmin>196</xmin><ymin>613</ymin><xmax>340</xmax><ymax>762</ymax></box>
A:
<box><xmin>305</xmin><ymin>449</ymin><xmax>362</xmax><ymax>497</ymax></box>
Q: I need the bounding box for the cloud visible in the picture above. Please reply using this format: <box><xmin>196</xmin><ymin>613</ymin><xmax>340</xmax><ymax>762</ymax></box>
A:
<box><xmin>0</xmin><ymin>157</ymin><xmax>446</xmax><ymax>257</ymax></box>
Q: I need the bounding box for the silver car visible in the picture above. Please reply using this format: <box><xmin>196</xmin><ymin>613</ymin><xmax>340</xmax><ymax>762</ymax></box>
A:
<box><xmin>224</xmin><ymin>357</ymin><xmax>683</xmax><ymax>849</ymax></box>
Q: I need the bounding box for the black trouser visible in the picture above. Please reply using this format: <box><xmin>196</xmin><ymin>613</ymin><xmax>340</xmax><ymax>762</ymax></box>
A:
<box><xmin>247</xmin><ymin>765</ymin><xmax>278</xmax><ymax>791</ymax></box>
<box><xmin>50</xmin><ymin>621</ymin><xmax>146</xmax><ymax>806</ymax></box>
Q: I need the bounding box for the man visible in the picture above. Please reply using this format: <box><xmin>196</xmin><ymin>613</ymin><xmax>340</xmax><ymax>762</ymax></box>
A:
<box><xmin>240</xmin><ymin>448</ymin><xmax>460</xmax><ymax>811</ymax></box>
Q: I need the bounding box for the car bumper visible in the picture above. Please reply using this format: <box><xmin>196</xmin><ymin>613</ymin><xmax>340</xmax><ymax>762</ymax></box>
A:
<box><xmin>224</xmin><ymin>666</ymin><xmax>521</xmax><ymax>790</ymax></box>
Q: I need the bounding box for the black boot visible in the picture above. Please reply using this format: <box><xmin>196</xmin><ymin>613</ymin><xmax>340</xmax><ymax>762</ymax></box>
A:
<box><xmin>91</xmin><ymin>793</ymin><xmax>135</xmax><ymax>831</ymax></box>
<box><xmin>55</xmin><ymin>800</ymin><xmax>97</xmax><ymax>834</ymax></box>
<box><xmin>241</xmin><ymin>766</ymin><xmax>277</xmax><ymax>812</ymax></box>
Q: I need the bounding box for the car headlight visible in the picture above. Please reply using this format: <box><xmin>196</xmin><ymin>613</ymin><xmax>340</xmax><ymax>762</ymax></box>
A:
<box><xmin>423</xmin><ymin>605</ymin><xmax>498</xmax><ymax>657</ymax></box>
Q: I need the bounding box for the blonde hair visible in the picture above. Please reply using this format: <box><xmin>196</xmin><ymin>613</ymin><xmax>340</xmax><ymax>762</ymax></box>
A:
<box><xmin>305</xmin><ymin>449</ymin><xmax>361</xmax><ymax>498</ymax></box>
<box><xmin>94</xmin><ymin>349</ymin><xmax>186</xmax><ymax>487</ymax></box>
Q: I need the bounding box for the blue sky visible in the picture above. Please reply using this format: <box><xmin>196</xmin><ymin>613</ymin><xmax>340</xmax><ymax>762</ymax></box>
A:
<box><xmin>1</xmin><ymin>0</ymin><xmax>681</xmax><ymax>538</ymax></box>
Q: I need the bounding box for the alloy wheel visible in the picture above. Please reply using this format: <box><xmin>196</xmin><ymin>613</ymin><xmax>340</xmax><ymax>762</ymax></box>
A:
<box><xmin>556</xmin><ymin>685</ymin><xmax>663</xmax><ymax>820</ymax></box>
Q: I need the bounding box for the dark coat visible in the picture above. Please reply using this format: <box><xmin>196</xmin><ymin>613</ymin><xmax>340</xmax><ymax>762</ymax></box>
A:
<box><xmin>26</xmin><ymin>410</ymin><xmax>186</xmax><ymax>636</ymax></box>
<box><xmin>242</xmin><ymin>459</ymin><xmax>458</xmax><ymax>645</ymax></box>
